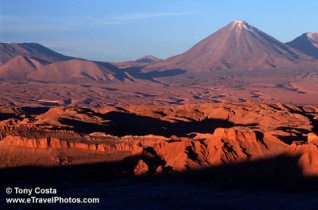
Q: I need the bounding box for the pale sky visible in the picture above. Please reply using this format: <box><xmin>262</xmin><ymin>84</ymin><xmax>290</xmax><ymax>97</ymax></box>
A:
<box><xmin>1</xmin><ymin>0</ymin><xmax>317</xmax><ymax>61</ymax></box>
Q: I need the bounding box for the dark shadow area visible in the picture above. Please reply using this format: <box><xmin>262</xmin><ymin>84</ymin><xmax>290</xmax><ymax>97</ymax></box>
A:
<box><xmin>0</xmin><ymin>113</ymin><xmax>19</xmax><ymax>121</ymax></box>
<box><xmin>274</xmin><ymin>126</ymin><xmax>309</xmax><ymax>144</ymax></box>
<box><xmin>254</xmin><ymin>131</ymin><xmax>267</xmax><ymax>148</ymax></box>
<box><xmin>124</xmin><ymin>67</ymin><xmax>186</xmax><ymax>81</ymax></box>
<box><xmin>312</xmin><ymin>118</ymin><xmax>318</xmax><ymax>134</ymax></box>
<box><xmin>279</xmin><ymin>105</ymin><xmax>318</xmax><ymax>139</ymax></box>
<box><xmin>1</xmin><ymin>153</ymin><xmax>316</xmax><ymax>191</ymax></box>
<box><xmin>19</xmin><ymin>107</ymin><xmax>51</xmax><ymax>115</ymax></box>
<box><xmin>1</xmin><ymin>154</ymin><xmax>318</xmax><ymax>209</ymax></box>
<box><xmin>95</xmin><ymin>61</ymin><xmax>131</xmax><ymax>82</ymax></box>
<box><xmin>39</xmin><ymin>102</ymin><xmax>60</xmax><ymax>107</ymax></box>
<box><xmin>59</xmin><ymin>111</ymin><xmax>237</xmax><ymax>137</ymax></box>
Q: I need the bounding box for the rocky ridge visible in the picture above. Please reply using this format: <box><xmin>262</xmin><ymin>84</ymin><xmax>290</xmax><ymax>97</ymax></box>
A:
<box><xmin>0</xmin><ymin>102</ymin><xmax>317</xmax><ymax>177</ymax></box>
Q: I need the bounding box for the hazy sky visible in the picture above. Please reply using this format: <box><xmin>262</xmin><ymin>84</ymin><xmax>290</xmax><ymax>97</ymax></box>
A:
<box><xmin>1</xmin><ymin>0</ymin><xmax>317</xmax><ymax>61</ymax></box>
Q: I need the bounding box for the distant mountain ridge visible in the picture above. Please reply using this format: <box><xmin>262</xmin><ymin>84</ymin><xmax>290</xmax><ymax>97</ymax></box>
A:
<box><xmin>286</xmin><ymin>32</ymin><xmax>318</xmax><ymax>58</ymax></box>
<box><xmin>135</xmin><ymin>55</ymin><xmax>161</xmax><ymax>63</ymax></box>
<box><xmin>111</xmin><ymin>55</ymin><xmax>162</xmax><ymax>69</ymax></box>
<box><xmin>0</xmin><ymin>42</ymin><xmax>72</xmax><ymax>64</ymax></box>
<box><xmin>1</xmin><ymin>21</ymin><xmax>318</xmax><ymax>83</ymax></box>
<box><xmin>0</xmin><ymin>42</ymin><xmax>130</xmax><ymax>82</ymax></box>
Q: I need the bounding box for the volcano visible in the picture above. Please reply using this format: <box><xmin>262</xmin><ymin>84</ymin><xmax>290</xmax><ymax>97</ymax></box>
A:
<box><xmin>286</xmin><ymin>32</ymin><xmax>318</xmax><ymax>58</ymax></box>
<box><xmin>143</xmin><ymin>20</ymin><xmax>316</xmax><ymax>72</ymax></box>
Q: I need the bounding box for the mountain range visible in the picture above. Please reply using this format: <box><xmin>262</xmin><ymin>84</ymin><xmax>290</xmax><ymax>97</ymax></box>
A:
<box><xmin>0</xmin><ymin>20</ymin><xmax>317</xmax><ymax>83</ymax></box>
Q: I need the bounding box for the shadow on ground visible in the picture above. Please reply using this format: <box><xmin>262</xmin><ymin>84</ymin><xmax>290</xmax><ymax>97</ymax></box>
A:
<box><xmin>59</xmin><ymin>111</ymin><xmax>258</xmax><ymax>137</ymax></box>
<box><xmin>1</xmin><ymin>153</ymin><xmax>318</xmax><ymax>209</ymax></box>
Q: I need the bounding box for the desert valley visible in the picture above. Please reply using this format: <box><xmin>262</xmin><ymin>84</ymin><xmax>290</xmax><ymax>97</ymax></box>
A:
<box><xmin>1</xmin><ymin>20</ymin><xmax>318</xmax><ymax>209</ymax></box>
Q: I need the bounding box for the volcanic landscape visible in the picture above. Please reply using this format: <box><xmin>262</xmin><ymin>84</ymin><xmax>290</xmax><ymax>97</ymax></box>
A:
<box><xmin>1</xmin><ymin>20</ymin><xmax>318</xmax><ymax>209</ymax></box>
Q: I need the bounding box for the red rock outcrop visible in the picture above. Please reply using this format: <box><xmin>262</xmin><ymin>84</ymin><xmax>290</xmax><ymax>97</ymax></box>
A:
<box><xmin>0</xmin><ymin>103</ymin><xmax>317</xmax><ymax>178</ymax></box>
<box><xmin>287</xmin><ymin>142</ymin><xmax>318</xmax><ymax>176</ymax></box>
<box><xmin>133</xmin><ymin>128</ymin><xmax>288</xmax><ymax>175</ymax></box>
<box><xmin>134</xmin><ymin>160</ymin><xmax>149</xmax><ymax>176</ymax></box>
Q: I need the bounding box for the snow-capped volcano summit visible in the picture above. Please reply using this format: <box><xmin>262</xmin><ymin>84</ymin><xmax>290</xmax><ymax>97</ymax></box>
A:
<box><xmin>143</xmin><ymin>20</ymin><xmax>315</xmax><ymax>72</ymax></box>
<box><xmin>230</xmin><ymin>20</ymin><xmax>250</xmax><ymax>30</ymax></box>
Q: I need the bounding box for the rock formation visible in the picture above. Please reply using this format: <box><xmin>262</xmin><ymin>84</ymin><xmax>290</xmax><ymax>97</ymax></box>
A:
<box><xmin>0</xmin><ymin>102</ymin><xmax>317</xmax><ymax>179</ymax></box>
